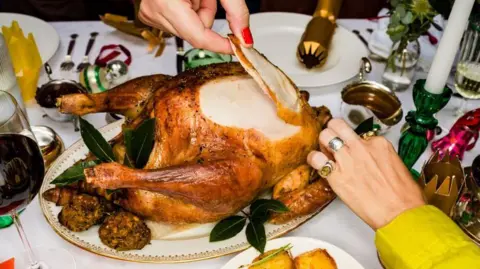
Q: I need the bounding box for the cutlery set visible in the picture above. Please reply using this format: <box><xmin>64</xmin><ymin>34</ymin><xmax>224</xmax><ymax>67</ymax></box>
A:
<box><xmin>59</xmin><ymin>32</ymin><xmax>99</xmax><ymax>72</ymax></box>
<box><xmin>175</xmin><ymin>36</ymin><xmax>184</xmax><ymax>74</ymax></box>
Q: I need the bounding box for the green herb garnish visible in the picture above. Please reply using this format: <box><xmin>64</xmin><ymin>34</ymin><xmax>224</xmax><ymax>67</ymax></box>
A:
<box><xmin>210</xmin><ymin>216</ymin><xmax>247</xmax><ymax>242</ymax></box>
<box><xmin>246</xmin><ymin>221</ymin><xmax>266</xmax><ymax>254</ymax></box>
<box><xmin>131</xmin><ymin>118</ymin><xmax>155</xmax><ymax>168</ymax></box>
<box><xmin>123</xmin><ymin>118</ymin><xmax>156</xmax><ymax>168</ymax></box>
<box><xmin>238</xmin><ymin>244</ymin><xmax>293</xmax><ymax>268</ymax></box>
<box><xmin>51</xmin><ymin>160</ymin><xmax>100</xmax><ymax>186</ymax></box>
<box><xmin>79</xmin><ymin>118</ymin><xmax>115</xmax><ymax>162</ymax></box>
<box><xmin>209</xmin><ymin>199</ymin><xmax>289</xmax><ymax>254</ymax></box>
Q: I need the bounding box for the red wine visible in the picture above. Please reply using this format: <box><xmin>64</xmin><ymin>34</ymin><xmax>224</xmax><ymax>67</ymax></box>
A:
<box><xmin>0</xmin><ymin>134</ymin><xmax>44</xmax><ymax>215</ymax></box>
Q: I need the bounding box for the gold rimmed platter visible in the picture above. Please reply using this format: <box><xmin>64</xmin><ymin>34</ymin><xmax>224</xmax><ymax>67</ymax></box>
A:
<box><xmin>39</xmin><ymin>120</ymin><xmax>334</xmax><ymax>263</ymax></box>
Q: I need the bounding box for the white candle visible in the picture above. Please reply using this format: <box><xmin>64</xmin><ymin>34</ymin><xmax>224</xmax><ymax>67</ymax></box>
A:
<box><xmin>425</xmin><ymin>0</ymin><xmax>475</xmax><ymax>94</ymax></box>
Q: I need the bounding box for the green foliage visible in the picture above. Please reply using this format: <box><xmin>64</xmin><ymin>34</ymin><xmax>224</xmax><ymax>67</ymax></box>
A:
<box><xmin>123</xmin><ymin>119</ymin><xmax>156</xmax><ymax>169</ymax></box>
<box><xmin>79</xmin><ymin>118</ymin><xmax>115</xmax><ymax>163</ymax></box>
<box><xmin>51</xmin><ymin>160</ymin><xmax>101</xmax><ymax>186</ymax></box>
<box><xmin>209</xmin><ymin>199</ymin><xmax>289</xmax><ymax>254</ymax></box>
<box><xmin>386</xmin><ymin>0</ymin><xmax>437</xmax><ymax>69</ymax></box>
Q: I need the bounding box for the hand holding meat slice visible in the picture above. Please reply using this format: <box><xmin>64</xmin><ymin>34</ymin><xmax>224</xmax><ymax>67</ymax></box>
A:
<box><xmin>57</xmin><ymin>35</ymin><xmax>334</xmax><ymax>224</ymax></box>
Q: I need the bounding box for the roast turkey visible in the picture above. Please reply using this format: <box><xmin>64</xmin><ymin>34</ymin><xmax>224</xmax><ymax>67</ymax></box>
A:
<box><xmin>57</xmin><ymin>35</ymin><xmax>335</xmax><ymax>225</ymax></box>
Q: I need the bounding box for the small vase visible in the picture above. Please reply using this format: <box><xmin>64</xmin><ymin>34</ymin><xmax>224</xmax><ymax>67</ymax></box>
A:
<box><xmin>382</xmin><ymin>40</ymin><xmax>420</xmax><ymax>92</ymax></box>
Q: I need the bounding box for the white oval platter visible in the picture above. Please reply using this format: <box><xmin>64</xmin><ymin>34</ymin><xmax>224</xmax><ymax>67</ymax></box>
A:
<box><xmin>39</xmin><ymin>120</ymin><xmax>333</xmax><ymax>263</ymax></box>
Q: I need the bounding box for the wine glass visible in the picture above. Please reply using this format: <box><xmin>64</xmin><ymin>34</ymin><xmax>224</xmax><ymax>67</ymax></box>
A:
<box><xmin>0</xmin><ymin>90</ymin><xmax>75</xmax><ymax>268</ymax></box>
<box><xmin>454</xmin><ymin>17</ymin><xmax>480</xmax><ymax>116</ymax></box>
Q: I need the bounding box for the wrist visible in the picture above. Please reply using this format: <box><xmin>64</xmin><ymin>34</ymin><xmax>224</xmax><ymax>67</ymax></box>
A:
<box><xmin>373</xmin><ymin>199</ymin><xmax>426</xmax><ymax>230</ymax></box>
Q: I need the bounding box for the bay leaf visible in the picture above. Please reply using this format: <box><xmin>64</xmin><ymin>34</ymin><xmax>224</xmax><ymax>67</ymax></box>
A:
<box><xmin>51</xmin><ymin>160</ymin><xmax>100</xmax><ymax>186</ymax></box>
<box><xmin>131</xmin><ymin>118</ymin><xmax>156</xmax><ymax>168</ymax></box>
<box><xmin>246</xmin><ymin>220</ymin><xmax>266</xmax><ymax>253</ymax></box>
<box><xmin>250</xmin><ymin>199</ymin><xmax>289</xmax><ymax>223</ymax></box>
<box><xmin>79</xmin><ymin>118</ymin><xmax>115</xmax><ymax>163</ymax></box>
<box><xmin>209</xmin><ymin>215</ymin><xmax>247</xmax><ymax>242</ymax></box>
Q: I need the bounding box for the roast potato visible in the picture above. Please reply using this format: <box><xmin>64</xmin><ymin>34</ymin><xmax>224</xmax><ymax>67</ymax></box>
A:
<box><xmin>249</xmin><ymin>248</ymin><xmax>294</xmax><ymax>269</ymax></box>
<box><xmin>294</xmin><ymin>249</ymin><xmax>337</xmax><ymax>269</ymax></box>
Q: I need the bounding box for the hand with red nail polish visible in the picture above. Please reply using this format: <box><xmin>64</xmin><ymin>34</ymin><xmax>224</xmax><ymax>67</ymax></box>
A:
<box><xmin>138</xmin><ymin>0</ymin><xmax>251</xmax><ymax>55</ymax></box>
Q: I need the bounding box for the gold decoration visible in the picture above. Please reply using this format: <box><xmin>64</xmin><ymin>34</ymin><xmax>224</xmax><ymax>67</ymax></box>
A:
<box><xmin>99</xmin><ymin>6</ymin><xmax>171</xmax><ymax>58</ymax></box>
<box><xmin>297</xmin><ymin>0</ymin><xmax>344</xmax><ymax>69</ymax></box>
<box><xmin>419</xmin><ymin>151</ymin><xmax>465</xmax><ymax>216</ymax></box>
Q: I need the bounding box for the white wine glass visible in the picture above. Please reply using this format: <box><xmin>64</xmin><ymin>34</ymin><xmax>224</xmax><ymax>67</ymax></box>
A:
<box><xmin>454</xmin><ymin>16</ymin><xmax>480</xmax><ymax>115</ymax></box>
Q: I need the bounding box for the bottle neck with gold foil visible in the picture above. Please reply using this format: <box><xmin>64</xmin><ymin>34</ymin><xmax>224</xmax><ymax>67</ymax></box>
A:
<box><xmin>296</xmin><ymin>0</ymin><xmax>344</xmax><ymax>68</ymax></box>
<box><xmin>313</xmin><ymin>0</ymin><xmax>343</xmax><ymax>23</ymax></box>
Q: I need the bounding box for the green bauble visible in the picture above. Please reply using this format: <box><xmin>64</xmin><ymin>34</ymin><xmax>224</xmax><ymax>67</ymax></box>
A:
<box><xmin>79</xmin><ymin>65</ymin><xmax>111</xmax><ymax>93</ymax></box>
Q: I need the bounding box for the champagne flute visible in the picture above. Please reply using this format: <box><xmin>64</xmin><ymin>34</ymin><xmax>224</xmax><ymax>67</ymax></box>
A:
<box><xmin>0</xmin><ymin>90</ymin><xmax>75</xmax><ymax>269</ymax></box>
<box><xmin>454</xmin><ymin>17</ymin><xmax>480</xmax><ymax>115</ymax></box>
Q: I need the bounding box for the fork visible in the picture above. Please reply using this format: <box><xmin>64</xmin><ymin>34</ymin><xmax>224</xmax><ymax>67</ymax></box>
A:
<box><xmin>60</xmin><ymin>34</ymin><xmax>78</xmax><ymax>71</ymax></box>
<box><xmin>76</xmin><ymin>32</ymin><xmax>99</xmax><ymax>72</ymax></box>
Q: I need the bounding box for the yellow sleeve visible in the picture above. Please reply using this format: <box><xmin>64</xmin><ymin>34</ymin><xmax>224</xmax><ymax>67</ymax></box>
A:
<box><xmin>375</xmin><ymin>205</ymin><xmax>480</xmax><ymax>269</ymax></box>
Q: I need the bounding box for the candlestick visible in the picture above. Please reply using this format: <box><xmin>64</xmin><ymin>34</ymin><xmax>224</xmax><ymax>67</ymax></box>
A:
<box><xmin>398</xmin><ymin>80</ymin><xmax>452</xmax><ymax>170</ymax></box>
<box><xmin>424</xmin><ymin>0</ymin><xmax>475</xmax><ymax>94</ymax></box>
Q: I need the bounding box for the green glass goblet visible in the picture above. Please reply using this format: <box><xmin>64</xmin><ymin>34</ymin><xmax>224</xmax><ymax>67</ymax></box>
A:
<box><xmin>183</xmin><ymin>48</ymin><xmax>232</xmax><ymax>70</ymax></box>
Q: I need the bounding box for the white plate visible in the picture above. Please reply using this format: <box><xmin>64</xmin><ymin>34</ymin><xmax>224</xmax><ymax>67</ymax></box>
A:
<box><xmin>218</xmin><ymin>12</ymin><xmax>368</xmax><ymax>89</ymax></box>
<box><xmin>0</xmin><ymin>12</ymin><xmax>59</xmax><ymax>64</ymax></box>
<box><xmin>222</xmin><ymin>236</ymin><xmax>365</xmax><ymax>269</ymax></box>
<box><xmin>39</xmin><ymin>120</ymin><xmax>334</xmax><ymax>263</ymax></box>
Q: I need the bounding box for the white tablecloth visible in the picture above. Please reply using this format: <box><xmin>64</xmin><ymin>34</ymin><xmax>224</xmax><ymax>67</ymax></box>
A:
<box><xmin>0</xmin><ymin>19</ymin><xmax>479</xmax><ymax>269</ymax></box>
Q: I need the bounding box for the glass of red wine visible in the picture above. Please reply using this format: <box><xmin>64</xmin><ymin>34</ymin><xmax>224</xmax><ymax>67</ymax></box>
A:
<box><xmin>0</xmin><ymin>90</ymin><xmax>75</xmax><ymax>268</ymax></box>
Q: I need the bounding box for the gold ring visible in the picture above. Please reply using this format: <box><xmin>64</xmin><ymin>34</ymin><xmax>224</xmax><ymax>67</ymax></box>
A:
<box><xmin>318</xmin><ymin>160</ymin><xmax>335</xmax><ymax>178</ymax></box>
<box><xmin>360</xmin><ymin>130</ymin><xmax>377</xmax><ymax>140</ymax></box>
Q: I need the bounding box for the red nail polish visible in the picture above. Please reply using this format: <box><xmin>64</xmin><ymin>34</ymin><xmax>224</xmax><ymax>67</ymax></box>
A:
<box><xmin>241</xmin><ymin>27</ymin><xmax>253</xmax><ymax>45</ymax></box>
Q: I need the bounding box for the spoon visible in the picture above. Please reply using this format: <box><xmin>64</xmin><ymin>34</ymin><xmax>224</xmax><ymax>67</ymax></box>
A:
<box><xmin>352</xmin><ymin>30</ymin><xmax>386</xmax><ymax>63</ymax></box>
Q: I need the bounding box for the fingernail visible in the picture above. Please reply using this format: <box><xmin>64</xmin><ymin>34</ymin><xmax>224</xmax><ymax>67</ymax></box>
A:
<box><xmin>241</xmin><ymin>27</ymin><xmax>253</xmax><ymax>45</ymax></box>
<box><xmin>308</xmin><ymin>151</ymin><xmax>326</xmax><ymax>170</ymax></box>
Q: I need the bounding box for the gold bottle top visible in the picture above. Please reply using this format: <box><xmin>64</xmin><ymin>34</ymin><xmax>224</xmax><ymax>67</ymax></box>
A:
<box><xmin>297</xmin><ymin>0</ymin><xmax>343</xmax><ymax>69</ymax></box>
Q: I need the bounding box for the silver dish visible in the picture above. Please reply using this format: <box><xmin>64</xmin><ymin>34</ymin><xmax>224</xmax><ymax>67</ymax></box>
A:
<box><xmin>36</xmin><ymin>64</ymin><xmax>87</xmax><ymax>123</ymax></box>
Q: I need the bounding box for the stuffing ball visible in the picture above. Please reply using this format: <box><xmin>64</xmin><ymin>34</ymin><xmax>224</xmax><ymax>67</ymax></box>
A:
<box><xmin>58</xmin><ymin>194</ymin><xmax>104</xmax><ymax>232</ymax></box>
<box><xmin>98</xmin><ymin>211</ymin><xmax>151</xmax><ymax>251</ymax></box>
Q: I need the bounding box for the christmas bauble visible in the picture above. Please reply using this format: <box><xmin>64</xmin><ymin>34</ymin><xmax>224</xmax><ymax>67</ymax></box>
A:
<box><xmin>79</xmin><ymin>65</ymin><xmax>111</xmax><ymax>93</ymax></box>
<box><xmin>106</xmin><ymin>60</ymin><xmax>129</xmax><ymax>85</ymax></box>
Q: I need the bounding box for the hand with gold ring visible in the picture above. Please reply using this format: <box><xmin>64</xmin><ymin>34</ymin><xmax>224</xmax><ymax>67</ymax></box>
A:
<box><xmin>307</xmin><ymin>118</ymin><xmax>426</xmax><ymax>230</ymax></box>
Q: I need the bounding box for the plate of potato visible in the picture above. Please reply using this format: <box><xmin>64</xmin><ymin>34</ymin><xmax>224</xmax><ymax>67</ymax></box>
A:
<box><xmin>221</xmin><ymin>237</ymin><xmax>365</xmax><ymax>269</ymax></box>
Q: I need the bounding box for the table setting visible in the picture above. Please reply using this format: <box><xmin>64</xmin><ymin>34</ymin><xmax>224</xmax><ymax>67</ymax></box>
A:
<box><xmin>1</xmin><ymin>0</ymin><xmax>480</xmax><ymax>268</ymax></box>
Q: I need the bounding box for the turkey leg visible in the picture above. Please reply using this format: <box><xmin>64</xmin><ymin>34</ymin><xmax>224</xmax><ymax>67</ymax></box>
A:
<box><xmin>58</xmin><ymin>74</ymin><xmax>170</xmax><ymax>117</ymax></box>
<box><xmin>84</xmin><ymin>159</ymin><xmax>264</xmax><ymax>213</ymax></box>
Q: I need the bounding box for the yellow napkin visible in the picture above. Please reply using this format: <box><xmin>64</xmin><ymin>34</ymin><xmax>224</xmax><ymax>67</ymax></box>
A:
<box><xmin>2</xmin><ymin>21</ymin><xmax>42</xmax><ymax>103</ymax></box>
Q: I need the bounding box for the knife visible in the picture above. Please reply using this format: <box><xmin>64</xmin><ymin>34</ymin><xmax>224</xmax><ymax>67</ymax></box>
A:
<box><xmin>175</xmin><ymin>36</ymin><xmax>184</xmax><ymax>74</ymax></box>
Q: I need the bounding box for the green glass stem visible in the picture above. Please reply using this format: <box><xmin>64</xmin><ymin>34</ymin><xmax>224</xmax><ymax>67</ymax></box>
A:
<box><xmin>398</xmin><ymin>79</ymin><xmax>452</xmax><ymax>169</ymax></box>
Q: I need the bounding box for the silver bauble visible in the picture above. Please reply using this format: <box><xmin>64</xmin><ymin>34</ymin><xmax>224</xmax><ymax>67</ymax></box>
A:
<box><xmin>106</xmin><ymin>60</ymin><xmax>129</xmax><ymax>85</ymax></box>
